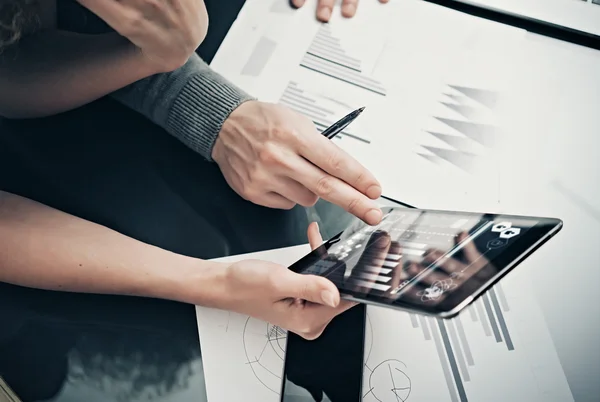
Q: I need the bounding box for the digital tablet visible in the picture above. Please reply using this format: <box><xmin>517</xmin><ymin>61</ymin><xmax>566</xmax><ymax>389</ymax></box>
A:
<box><xmin>289</xmin><ymin>207</ymin><xmax>562</xmax><ymax>318</ymax></box>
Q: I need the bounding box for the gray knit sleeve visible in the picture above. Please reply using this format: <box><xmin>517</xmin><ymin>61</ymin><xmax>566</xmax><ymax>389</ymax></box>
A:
<box><xmin>110</xmin><ymin>53</ymin><xmax>255</xmax><ymax>161</ymax></box>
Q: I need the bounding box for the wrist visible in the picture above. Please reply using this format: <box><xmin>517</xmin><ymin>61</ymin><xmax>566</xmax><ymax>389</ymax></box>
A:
<box><xmin>212</xmin><ymin>100</ymin><xmax>262</xmax><ymax>163</ymax></box>
<box><xmin>149</xmin><ymin>255</ymin><xmax>230</xmax><ymax>308</ymax></box>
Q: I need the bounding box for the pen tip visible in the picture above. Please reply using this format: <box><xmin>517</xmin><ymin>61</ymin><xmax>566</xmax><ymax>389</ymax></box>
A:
<box><xmin>358</xmin><ymin>106</ymin><xmax>366</xmax><ymax>113</ymax></box>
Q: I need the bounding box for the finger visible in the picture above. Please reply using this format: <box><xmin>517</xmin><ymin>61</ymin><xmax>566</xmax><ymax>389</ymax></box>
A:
<box><xmin>285</xmin><ymin>157</ymin><xmax>382</xmax><ymax>225</ymax></box>
<box><xmin>406</xmin><ymin>261</ymin><xmax>450</xmax><ymax>286</ymax></box>
<box><xmin>278</xmin><ymin>271</ymin><xmax>341</xmax><ymax>307</ymax></box>
<box><xmin>385</xmin><ymin>241</ymin><xmax>404</xmax><ymax>295</ymax></box>
<box><xmin>76</xmin><ymin>0</ymin><xmax>131</xmax><ymax>30</ymax></box>
<box><xmin>423</xmin><ymin>249</ymin><xmax>463</xmax><ymax>274</ymax></box>
<box><xmin>307</xmin><ymin>222</ymin><xmax>324</xmax><ymax>250</ymax></box>
<box><xmin>273</xmin><ymin>177</ymin><xmax>319</xmax><ymax>207</ymax></box>
<box><xmin>341</xmin><ymin>0</ymin><xmax>359</xmax><ymax>17</ymax></box>
<box><xmin>290</xmin><ymin>0</ymin><xmax>306</xmax><ymax>8</ymax></box>
<box><xmin>317</xmin><ymin>0</ymin><xmax>336</xmax><ymax>21</ymax></box>
<box><xmin>300</xmin><ymin>132</ymin><xmax>382</xmax><ymax>200</ymax></box>
<box><xmin>256</xmin><ymin>192</ymin><xmax>296</xmax><ymax>210</ymax></box>
<box><xmin>348</xmin><ymin>231</ymin><xmax>391</xmax><ymax>294</ymax></box>
<box><xmin>380</xmin><ymin>0</ymin><xmax>391</xmax><ymax>3</ymax></box>
<box><xmin>297</xmin><ymin>299</ymin><xmax>357</xmax><ymax>339</ymax></box>
<box><xmin>456</xmin><ymin>232</ymin><xmax>483</xmax><ymax>263</ymax></box>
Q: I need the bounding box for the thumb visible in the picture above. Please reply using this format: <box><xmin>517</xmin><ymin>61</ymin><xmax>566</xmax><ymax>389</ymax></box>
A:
<box><xmin>279</xmin><ymin>272</ymin><xmax>340</xmax><ymax>308</ymax></box>
<box><xmin>457</xmin><ymin>232</ymin><xmax>482</xmax><ymax>262</ymax></box>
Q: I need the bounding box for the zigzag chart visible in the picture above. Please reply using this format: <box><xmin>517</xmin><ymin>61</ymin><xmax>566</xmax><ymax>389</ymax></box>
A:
<box><xmin>418</xmin><ymin>85</ymin><xmax>500</xmax><ymax>173</ymax></box>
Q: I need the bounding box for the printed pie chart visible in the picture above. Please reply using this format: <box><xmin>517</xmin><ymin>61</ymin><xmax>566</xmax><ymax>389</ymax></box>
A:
<box><xmin>369</xmin><ymin>359</ymin><xmax>412</xmax><ymax>402</ymax></box>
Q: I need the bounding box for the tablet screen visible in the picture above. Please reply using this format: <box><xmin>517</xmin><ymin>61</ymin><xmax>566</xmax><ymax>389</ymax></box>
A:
<box><xmin>290</xmin><ymin>208</ymin><xmax>561</xmax><ymax>315</ymax></box>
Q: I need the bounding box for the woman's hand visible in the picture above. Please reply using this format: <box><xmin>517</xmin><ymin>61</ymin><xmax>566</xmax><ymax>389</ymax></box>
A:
<box><xmin>213</xmin><ymin>101</ymin><xmax>383</xmax><ymax>226</ymax></box>
<box><xmin>216</xmin><ymin>222</ymin><xmax>355</xmax><ymax>339</ymax></box>
<box><xmin>292</xmin><ymin>0</ymin><xmax>391</xmax><ymax>22</ymax></box>
<box><xmin>76</xmin><ymin>0</ymin><xmax>209</xmax><ymax>72</ymax></box>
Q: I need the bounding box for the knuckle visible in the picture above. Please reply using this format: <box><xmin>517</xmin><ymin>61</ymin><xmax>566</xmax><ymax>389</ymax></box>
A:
<box><xmin>301</xmin><ymin>194</ymin><xmax>319</xmax><ymax>207</ymax></box>
<box><xmin>271</xmin><ymin>125</ymin><xmax>289</xmax><ymax>141</ymax></box>
<box><xmin>346</xmin><ymin>197</ymin><xmax>362</xmax><ymax>214</ymax></box>
<box><xmin>327</xmin><ymin>152</ymin><xmax>344</xmax><ymax>174</ymax></box>
<box><xmin>145</xmin><ymin>0</ymin><xmax>162</xmax><ymax>11</ymax></box>
<box><xmin>247</xmin><ymin>164</ymin><xmax>266</xmax><ymax>186</ymax></box>
<box><xmin>354</xmin><ymin>170</ymin><xmax>365</xmax><ymax>187</ymax></box>
<box><xmin>239</xmin><ymin>181</ymin><xmax>258</xmax><ymax>201</ymax></box>
<box><xmin>258</xmin><ymin>143</ymin><xmax>284</xmax><ymax>167</ymax></box>
<box><xmin>281</xmin><ymin>200</ymin><xmax>296</xmax><ymax>210</ymax></box>
<box><xmin>315</xmin><ymin>176</ymin><xmax>334</xmax><ymax>197</ymax></box>
<box><xmin>302</xmin><ymin>324</ymin><xmax>326</xmax><ymax>340</ymax></box>
<box><xmin>121</xmin><ymin>11</ymin><xmax>144</xmax><ymax>34</ymax></box>
<box><xmin>302</xmin><ymin>331</ymin><xmax>320</xmax><ymax>341</ymax></box>
<box><xmin>298</xmin><ymin>322</ymin><xmax>317</xmax><ymax>337</ymax></box>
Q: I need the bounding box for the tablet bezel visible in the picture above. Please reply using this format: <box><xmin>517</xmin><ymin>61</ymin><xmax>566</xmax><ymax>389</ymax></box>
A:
<box><xmin>289</xmin><ymin>207</ymin><xmax>563</xmax><ymax>318</ymax></box>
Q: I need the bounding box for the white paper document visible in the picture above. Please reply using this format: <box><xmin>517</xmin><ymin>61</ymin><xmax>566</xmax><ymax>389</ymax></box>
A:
<box><xmin>195</xmin><ymin>245</ymin><xmax>573</xmax><ymax>402</ymax></box>
<box><xmin>194</xmin><ymin>2</ymin><xmax>587</xmax><ymax>401</ymax></box>
<box><xmin>212</xmin><ymin>0</ymin><xmax>528</xmax><ymax>213</ymax></box>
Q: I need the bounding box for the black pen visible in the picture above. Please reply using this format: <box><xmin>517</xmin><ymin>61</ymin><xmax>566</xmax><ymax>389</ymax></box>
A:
<box><xmin>321</xmin><ymin>106</ymin><xmax>365</xmax><ymax>139</ymax></box>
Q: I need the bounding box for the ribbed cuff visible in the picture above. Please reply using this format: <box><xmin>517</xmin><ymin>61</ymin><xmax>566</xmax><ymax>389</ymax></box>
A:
<box><xmin>165</xmin><ymin>72</ymin><xmax>255</xmax><ymax>161</ymax></box>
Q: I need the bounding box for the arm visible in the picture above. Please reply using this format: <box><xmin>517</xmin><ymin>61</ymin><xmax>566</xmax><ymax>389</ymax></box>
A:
<box><xmin>0</xmin><ymin>190</ymin><xmax>225</xmax><ymax>307</ymax></box>
<box><xmin>110</xmin><ymin>53</ymin><xmax>254</xmax><ymax>160</ymax></box>
<box><xmin>0</xmin><ymin>28</ymin><xmax>157</xmax><ymax>119</ymax></box>
<box><xmin>0</xmin><ymin>190</ymin><xmax>354</xmax><ymax>339</ymax></box>
<box><xmin>0</xmin><ymin>29</ymin><xmax>253</xmax><ymax>160</ymax></box>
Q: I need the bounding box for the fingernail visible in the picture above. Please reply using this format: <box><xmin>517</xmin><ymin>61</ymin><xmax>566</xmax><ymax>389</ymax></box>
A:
<box><xmin>321</xmin><ymin>290</ymin><xmax>336</xmax><ymax>307</ymax></box>
<box><xmin>318</xmin><ymin>7</ymin><xmax>332</xmax><ymax>21</ymax></box>
<box><xmin>366</xmin><ymin>185</ymin><xmax>382</xmax><ymax>199</ymax></box>
<box><xmin>366</xmin><ymin>209</ymin><xmax>382</xmax><ymax>225</ymax></box>
<box><xmin>290</xmin><ymin>0</ymin><xmax>304</xmax><ymax>8</ymax></box>
<box><xmin>342</xmin><ymin>3</ymin><xmax>356</xmax><ymax>16</ymax></box>
<box><xmin>375</xmin><ymin>234</ymin><xmax>391</xmax><ymax>248</ymax></box>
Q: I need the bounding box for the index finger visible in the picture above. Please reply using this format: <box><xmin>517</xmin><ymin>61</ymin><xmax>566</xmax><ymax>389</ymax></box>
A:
<box><xmin>286</xmin><ymin>156</ymin><xmax>382</xmax><ymax>225</ymax></box>
<box><xmin>315</xmin><ymin>0</ymin><xmax>336</xmax><ymax>21</ymax></box>
<box><xmin>347</xmin><ymin>231</ymin><xmax>391</xmax><ymax>294</ymax></box>
<box><xmin>300</xmin><ymin>131</ymin><xmax>382</xmax><ymax>201</ymax></box>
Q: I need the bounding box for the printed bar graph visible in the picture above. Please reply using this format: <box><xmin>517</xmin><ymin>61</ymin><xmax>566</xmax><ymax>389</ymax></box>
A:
<box><xmin>409</xmin><ymin>284</ymin><xmax>514</xmax><ymax>402</ymax></box>
<box><xmin>300</xmin><ymin>25</ymin><xmax>387</xmax><ymax>96</ymax></box>
<box><xmin>278</xmin><ymin>81</ymin><xmax>371</xmax><ymax>144</ymax></box>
